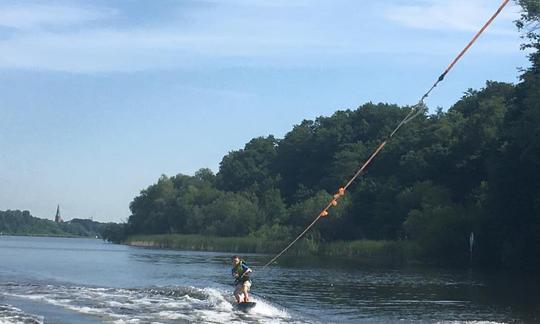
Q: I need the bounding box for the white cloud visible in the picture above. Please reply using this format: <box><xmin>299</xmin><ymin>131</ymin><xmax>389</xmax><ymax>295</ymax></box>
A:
<box><xmin>0</xmin><ymin>28</ymin><xmax>325</xmax><ymax>73</ymax></box>
<box><xmin>201</xmin><ymin>0</ymin><xmax>312</xmax><ymax>8</ymax></box>
<box><xmin>0</xmin><ymin>4</ymin><xmax>117</xmax><ymax>30</ymax></box>
<box><xmin>384</xmin><ymin>0</ymin><xmax>521</xmax><ymax>34</ymax></box>
<box><xmin>0</xmin><ymin>1</ymin><xmax>524</xmax><ymax>73</ymax></box>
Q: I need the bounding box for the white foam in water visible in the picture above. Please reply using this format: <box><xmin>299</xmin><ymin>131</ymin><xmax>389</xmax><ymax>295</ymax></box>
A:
<box><xmin>111</xmin><ymin>319</ymin><xmax>141</xmax><ymax>324</ymax></box>
<box><xmin>0</xmin><ymin>304</ymin><xmax>44</xmax><ymax>324</ymax></box>
<box><xmin>247</xmin><ymin>297</ymin><xmax>290</xmax><ymax>318</ymax></box>
<box><xmin>2</xmin><ymin>283</ymin><xmax>297</xmax><ymax>323</ymax></box>
<box><xmin>156</xmin><ymin>310</ymin><xmax>192</xmax><ymax>320</ymax></box>
<box><xmin>194</xmin><ymin>288</ymin><xmax>236</xmax><ymax>323</ymax></box>
<box><xmin>437</xmin><ymin>322</ymin><xmax>507</xmax><ymax>324</ymax></box>
<box><xmin>106</xmin><ymin>301</ymin><xmax>125</xmax><ymax>308</ymax></box>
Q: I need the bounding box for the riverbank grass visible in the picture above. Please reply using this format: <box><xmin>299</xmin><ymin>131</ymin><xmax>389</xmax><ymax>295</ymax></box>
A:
<box><xmin>126</xmin><ymin>234</ymin><xmax>419</xmax><ymax>262</ymax></box>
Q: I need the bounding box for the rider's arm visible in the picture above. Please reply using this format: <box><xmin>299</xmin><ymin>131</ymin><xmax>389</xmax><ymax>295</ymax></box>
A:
<box><xmin>241</xmin><ymin>263</ymin><xmax>252</xmax><ymax>275</ymax></box>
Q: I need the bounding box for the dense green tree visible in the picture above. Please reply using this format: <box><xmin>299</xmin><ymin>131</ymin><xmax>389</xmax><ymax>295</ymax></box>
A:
<box><xmin>217</xmin><ymin>136</ymin><xmax>279</xmax><ymax>192</ymax></box>
<box><xmin>517</xmin><ymin>0</ymin><xmax>540</xmax><ymax>71</ymax></box>
<box><xmin>200</xmin><ymin>192</ymin><xmax>262</xmax><ymax>236</ymax></box>
<box><xmin>258</xmin><ymin>188</ymin><xmax>287</xmax><ymax>225</ymax></box>
<box><xmin>102</xmin><ymin>223</ymin><xmax>127</xmax><ymax>243</ymax></box>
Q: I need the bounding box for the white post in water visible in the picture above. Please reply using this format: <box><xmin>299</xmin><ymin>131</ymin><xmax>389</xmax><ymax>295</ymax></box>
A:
<box><xmin>469</xmin><ymin>232</ymin><xmax>474</xmax><ymax>263</ymax></box>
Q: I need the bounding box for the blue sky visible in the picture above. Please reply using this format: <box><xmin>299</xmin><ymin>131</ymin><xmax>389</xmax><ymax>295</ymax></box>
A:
<box><xmin>0</xmin><ymin>0</ymin><xmax>531</xmax><ymax>222</ymax></box>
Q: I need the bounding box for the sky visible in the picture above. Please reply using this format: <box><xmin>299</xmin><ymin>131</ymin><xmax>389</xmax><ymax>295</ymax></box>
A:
<box><xmin>0</xmin><ymin>0</ymin><xmax>531</xmax><ymax>222</ymax></box>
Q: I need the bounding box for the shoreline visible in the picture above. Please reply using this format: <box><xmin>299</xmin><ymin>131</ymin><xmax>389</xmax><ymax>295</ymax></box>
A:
<box><xmin>0</xmin><ymin>233</ymin><xmax>100</xmax><ymax>239</ymax></box>
<box><xmin>124</xmin><ymin>234</ymin><xmax>421</xmax><ymax>265</ymax></box>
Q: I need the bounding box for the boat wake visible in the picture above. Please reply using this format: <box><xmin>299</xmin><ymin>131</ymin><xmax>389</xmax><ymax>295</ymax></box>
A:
<box><xmin>1</xmin><ymin>282</ymin><xmax>294</xmax><ymax>323</ymax></box>
<box><xmin>0</xmin><ymin>304</ymin><xmax>43</xmax><ymax>324</ymax></box>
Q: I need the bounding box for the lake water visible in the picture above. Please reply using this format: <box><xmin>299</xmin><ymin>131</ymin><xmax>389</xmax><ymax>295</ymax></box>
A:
<box><xmin>0</xmin><ymin>236</ymin><xmax>538</xmax><ymax>323</ymax></box>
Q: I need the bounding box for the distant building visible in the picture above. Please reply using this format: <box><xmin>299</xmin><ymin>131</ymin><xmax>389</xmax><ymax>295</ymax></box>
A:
<box><xmin>55</xmin><ymin>204</ymin><xmax>64</xmax><ymax>223</ymax></box>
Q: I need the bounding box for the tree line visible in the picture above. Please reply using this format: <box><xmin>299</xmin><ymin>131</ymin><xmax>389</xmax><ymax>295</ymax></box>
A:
<box><xmin>108</xmin><ymin>1</ymin><xmax>540</xmax><ymax>271</ymax></box>
<box><xmin>0</xmin><ymin>209</ymin><xmax>113</xmax><ymax>238</ymax></box>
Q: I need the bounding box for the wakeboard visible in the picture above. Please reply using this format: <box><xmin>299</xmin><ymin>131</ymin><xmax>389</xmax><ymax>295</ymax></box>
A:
<box><xmin>236</xmin><ymin>301</ymin><xmax>256</xmax><ymax>311</ymax></box>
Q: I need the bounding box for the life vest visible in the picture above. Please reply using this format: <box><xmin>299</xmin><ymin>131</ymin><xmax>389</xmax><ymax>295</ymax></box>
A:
<box><xmin>232</xmin><ymin>260</ymin><xmax>250</xmax><ymax>283</ymax></box>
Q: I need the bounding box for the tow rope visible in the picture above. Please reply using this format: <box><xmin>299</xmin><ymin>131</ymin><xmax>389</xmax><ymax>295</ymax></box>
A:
<box><xmin>262</xmin><ymin>0</ymin><xmax>511</xmax><ymax>269</ymax></box>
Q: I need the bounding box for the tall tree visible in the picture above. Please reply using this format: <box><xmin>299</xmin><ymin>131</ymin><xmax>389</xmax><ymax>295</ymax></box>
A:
<box><xmin>217</xmin><ymin>136</ymin><xmax>279</xmax><ymax>192</ymax></box>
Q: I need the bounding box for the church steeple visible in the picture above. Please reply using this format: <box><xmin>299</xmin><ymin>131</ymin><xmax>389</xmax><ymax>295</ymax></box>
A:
<box><xmin>55</xmin><ymin>204</ymin><xmax>63</xmax><ymax>223</ymax></box>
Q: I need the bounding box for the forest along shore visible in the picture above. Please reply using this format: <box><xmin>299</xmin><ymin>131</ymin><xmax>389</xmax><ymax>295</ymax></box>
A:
<box><xmin>125</xmin><ymin>234</ymin><xmax>420</xmax><ymax>264</ymax></box>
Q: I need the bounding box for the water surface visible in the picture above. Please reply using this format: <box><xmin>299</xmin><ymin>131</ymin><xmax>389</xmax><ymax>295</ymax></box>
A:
<box><xmin>0</xmin><ymin>236</ymin><xmax>538</xmax><ymax>323</ymax></box>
